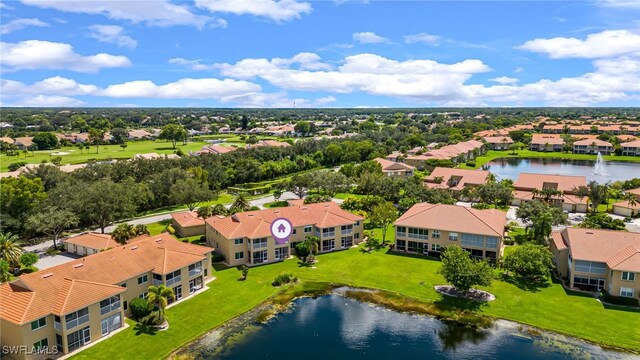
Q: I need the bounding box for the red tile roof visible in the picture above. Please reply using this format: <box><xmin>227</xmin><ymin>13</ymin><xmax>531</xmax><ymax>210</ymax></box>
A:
<box><xmin>513</xmin><ymin>173</ymin><xmax>586</xmax><ymax>193</ymax></box>
<box><xmin>64</xmin><ymin>232</ymin><xmax>119</xmax><ymax>251</ymax></box>
<box><xmin>424</xmin><ymin>167</ymin><xmax>489</xmax><ymax>191</ymax></box>
<box><xmin>374</xmin><ymin>157</ymin><xmax>415</xmax><ymax>172</ymax></box>
<box><xmin>555</xmin><ymin>228</ymin><xmax>640</xmax><ymax>272</ymax></box>
<box><xmin>171</xmin><ymin>211</ymin><xmax>206</xmax><ymax>228</ymax></box>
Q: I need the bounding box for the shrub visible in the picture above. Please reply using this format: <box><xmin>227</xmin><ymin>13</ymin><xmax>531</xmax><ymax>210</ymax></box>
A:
<box><xmin>600</xmin><ymin>292</ymin><xmax>639</xmax><ymax>307</ymax></box>
<box><xmin>272</xmin><ymin>273</ymin><xmax>297</xmax><ymax>287</ymax></box>
<box><xmin>130</xmin><ymin>297</ymin><xmax>151</xmax><ymax>320</ymax></box>
<box><xmin>51</xmin><ymin>156</ymin><xmax>63</xmax><ymax>166</ymax></box>
<box><xmin>8</xmin><ymin>161</ymin><xmax>27</xmax><ymax>171</ymax></box>
<box><xmin>503</xmin><ymin>237</ymin><xmax>515</xmax><ymax>246</ymax></box>
<box><xmin>140</xmin><ymin>311</ymin><xmax>161</xmax><ymax>326</ymax></box>
<box><xmin>19</xmin><ymin>252</ymin><xmax>39</xmax><ymax>268</ymax></box>
<box><xmin>465</xmin><ymin>161</ymin><xmax>476</xmax><ymax>167</ymax></box>
<box><xmin>471</xmin><ymin>203</ymin><xmax>492</xmax><ymax>210</ymax></box>
<box><xmin>176</xmin><ymin>148</ymin><xmax>185</xmax><ymax>157</ymax></box>
<box><xmin>211</xmin><ymin>252</ymin><xmax>225</xmax><ymax>262</ymax></box>
<box><xmin>165</xmin><ymin>225</ymin><xmax>175</xmax><ymax>235</ymax></box>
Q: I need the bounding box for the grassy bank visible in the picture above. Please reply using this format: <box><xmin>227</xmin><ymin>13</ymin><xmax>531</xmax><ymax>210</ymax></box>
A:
<box><xmin>71</xmin><ymin>244</ymin><xmax>640</xmax><ymax>359</ymax></box>
<box><xmin>459</xmin><ymin>149</ymin><xmax>640</xmax><ymax>170</ymax></box>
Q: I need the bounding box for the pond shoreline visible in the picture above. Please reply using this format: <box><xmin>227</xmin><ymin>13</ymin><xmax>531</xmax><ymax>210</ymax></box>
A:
<box><xmin>171</xmin><ymin>284</ymin><xmax>639</xmax><ymax>359</ymax></box>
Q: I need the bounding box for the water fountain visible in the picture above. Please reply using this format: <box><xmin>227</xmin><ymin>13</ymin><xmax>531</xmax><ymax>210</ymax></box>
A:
<box><xmin>593</xmin><ymin>152</ymin><xmax>608</xmax><ymax>176</ymax></box>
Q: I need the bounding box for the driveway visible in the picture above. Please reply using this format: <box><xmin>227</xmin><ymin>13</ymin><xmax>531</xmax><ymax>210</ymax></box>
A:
<box><xmin>36</xmin><ymin>252</ymin><xmax>82</xmax><ymax>270</ymax></box>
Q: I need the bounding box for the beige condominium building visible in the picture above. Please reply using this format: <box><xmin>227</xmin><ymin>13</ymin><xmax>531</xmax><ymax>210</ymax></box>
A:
<box><xmin>393</xmin><ymin>203</ymin><xmax>507</xmax><ymax>261</ymax></box>
<box><xmin>373</xmin><ymin>157</ymin><xmax>415</xmax><ymax>178</ymax></box>
<box><xmin>551</xmin><ymin>228</ymin><xmax>640</xmax><ymax>299</ymax></box>
<box><xmin>205</xmin><ymin>202</ymin><xmax>364</xmax><ymax>267</ymax></box>
<box><xmin>0</xmin><ymin>233</ymin><xmax>212</xmax><ymax>360</ymax></box>
<box><xmin>511</xmin><ymin>173</ymin><xmax>588</xmax><ymax>213</ymax></box>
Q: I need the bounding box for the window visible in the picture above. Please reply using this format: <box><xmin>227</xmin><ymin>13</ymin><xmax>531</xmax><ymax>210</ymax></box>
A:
<box><xmin>173</xmin><ymin>285</ymin><xmax>183</xmax><ymax>301</ymax></box>
<box><xmin>67</xmin><ymin>326</ymin><xmax>90</xmax><ymax>352</ymax></box>
<box><xmin>119</xmin><ymin>283</ymin><xmax>127</xmax><ymax>288</ymax></box>
<box><xmin>448</xmin><ymin>232</ymin><xmax>458</xmax><ymax>241</ymax></box>
<box><xmin>620</xmin><ymin>287</ymin><xmax>634</xmax><ymax>297</ymax></box>
<box><xmin>407</xmin><ymin>228</ymin><xmax>427</xmax><ymax>240</ymax></box>
<box><xmin>575</xmin><ymin>261</ymin><xmax>607</xmax><ymax>275</ymax></box>
<box><xmin>396</xmin><ymin>226</ymin><xmax>406</xmax><ymax>236</ymax></box>
<box><xmin>304</xmin><ymin>226</ymin><xmax>312</xmax><ymax>233</ymax></box>
<box><xmin>99</xmin><ymin>295</ymin><xmax>121</xmax><ymax>315</ymax></box>
<box><xmin>396</xmin><ymin>239</ymin><xmax>406</xmax><ymax>251</ymax></box>
<box><xmin>31</xmin><ymin>317</ymin><xmax>46</xmax><ymax>331</ymax></box>
<box><xmin>152</xmin><ymin>273</ymin><xmax>162</xmax><ymax>285</ymax></box>
<box><xmin>137</xmin><ymin>275</ymin><xmax>148</xmax><ymax>285</ymax></box>
<box><xmin>431</xmin><ymin>244</ymin><xmax>442</xmax><ymax>252</ymax></box>
<box><xmin>622</xmin><ymin>272</ymin><xmax>636</xmax><ymax>281</ymax></box>
<box><xmin>56</xmin><ymin>334</ymin><xmax>63</xmax><ymax>353</ymax></box>
<box><xmin>235</xmin><ymin>251</ymin><xmax>244</xmax><ymax>260</ymax></box>
<box><xmin>292</xmin><ymin>229</ymin><xmax>297</xmax><ymax>235</ymax></box>
<box><xmin>356</xmin><ymin>221</ymin><xmax>360</xmax><ymax>226</ymax></box>
<box><xmin>321</xmin><ymin>228</ymin><xmax>335</xmax><ymax>238</ymax></box>
<box><xmin>253</xmin><ymin>250</ymin><xmax>268</xmax><ymax>264</ymax></box>
<box><xmin>33</xmin><ymin>338</ymin><xmax>49</xmax><ymax>353</ymax></box>
<box><xmin>100</xmin><ymin>313</ymin><xmax>122</xmax><ymax>336</ymax></box>
<box><xmin>322</xmin><ymin>239</ymin><xmax>335</xmax><ymax>252</ymax></box>
<box><xmin>573</xmin><ymin>276</ymin><xmax>605</xmax><ymax>288</ymax></box>
<box><xmin>189</xmin><ymin>277</ymin><xmax>203</xmax><ymax>294</ymax></box>
<box><xmin>65</xmin><ymin>308</ymin><xmax>89</xmax><ymax>329</ymax></box>
<box><xmin>252</xmin><ymin>238</ymin><xmax>268</xmax><ymax>249</ymax></box>
<box><xmin>485</xmin><ymin>237</ymin><xmax>498</xmax><ymax>249</ymax></box>
<box><xmin>234</xmin><ymin>238</ymin><xmax>244</xmax><ymax>245</ymax></box>
<box><xmin>354</xmin><ymin>233</ymin><xmax>360</xmax><ymax>239</ymax></box>
<box><xmin>407</xmin><ymin>241</ymin><xmax>418</xmax><ymax>253</ymax></box>
<box><xmin>469</xmin><ymin>249</ymin><xmax>484</xmax><ymax>259</ymax></box>
<box><xmin>189</xmin><ymin>262</ymin><xmax>203</xmax><ymax>277</ymax></box>
<box><xmin>165</xmin><ymin>270</ymin><xmax>182</xmax><ymax>286</ymax></box>
<box><xmin>341</xmin><ymin>236</ymin><xmax>353</xmax><ymax>248</ymax></box>
<box><xmin>275</xmin><ymin>247</ymin><xmax>289</xmax><ymax>260</ymax></box>
<box><xmin>341</xmin><ymin>225</ymin><xmax>353</xmax><ymax>234</ymax></box>
<box><xmin>123</xmin><ymin>301</ymin><xmax>128</xmax><ymax>311</ymax></box>
<box><xmin>431</xmin><ymin>230</ymin><xmax>440</xmax><ymax>239</ymax></box>
<box><xmin>139</xmin><ymin>292</ymin><xmax>147</xmax><ymax>299</ymax></box>
<box><xmin>461</xmin><ymin>234</ymin><xmax>484</xmax><ymax>247</ymax></box>
<box><xmin>54</xmin><ymin>315</ymin><xmax>61</xmax><ymax>331</ymax></box>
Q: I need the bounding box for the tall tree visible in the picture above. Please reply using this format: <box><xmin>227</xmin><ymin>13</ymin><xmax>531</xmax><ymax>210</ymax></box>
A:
<box><xmin>230</xmin><ymin>192</ymin><xmax>251</xmax><ymax>213</ymax></box>
<box><xmin>0</xmin><ymin>176</ymin><xmax>47</xmax><ymax>234</ymax></box>
<box><xmin>32</xmin><ymin>132</ymin><xmax>59</xmax><ymax>150</ymax></box>
<box><xmin>315</xmin><ymin>170</ymin><xmax>349</xmax><ymax>197</ymax></box>
<box><xmin>111</xmin><ymin>223</ymin><xmax>137</xmax><ymax>245</ymax></box>
<box><xmin>574</xmin><ymin>181</ymin><xmax>610</xmax><ymax>215</ymax></box>
<box><xmin>286</xmin><ymin>172</ymin><xmax>314</xmax><ymax>199</ymax></box>
<box><xmin>502</xmin><ymin>244</ymin><xmax>554</xmax><ymax>281</ymax></box>
<box><xmin>159</xmin><ymin>124</ymin><xmax>187</xmax><ymax>149</ymax></box>
<box><xmin>88</xmin><ymin>128</ymin><xmax>105</xmax><ymax>154</ymax></box>
<box><xmin>170</xmin><ymin>178</ymin><xmax>215</xmax><ymax>211</ymax></box>
<box><xmin>146</xmin><ymin>284</ymin><xmax>175</xmax><ymax>324</ymax></box>
<box><xmin>26</xmin><ymin>207</ymin><xmax>79</xmax><ymax>250</ymax></box>
<box><xmin>476</xmin><ymin>182</ymin><xmax>513</xmax><ymax>208</ymax></box>
<box><xmin>369</xmin><ymin>202</ymin><xmax>398</xmax><ymax>245</ymax></box>
<box><xmin>0</xmin><ymin>232</ymin><xmax>23</xmax><ymax>269</ymax></box>
<box><xmin>438</xmin><ymin>245</ymin><xmax>493</xmax><ymax>293</ymax></box>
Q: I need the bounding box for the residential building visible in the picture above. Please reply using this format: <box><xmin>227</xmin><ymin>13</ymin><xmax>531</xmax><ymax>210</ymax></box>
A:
<box><xmin>373</xmin><ymin>157</ymin><xmax>415</xmax><ymax>178</ymax></box>
<box><xmin>0</xmin><ymin>233</ymin><xmax>213</xmax><ymax>359</ymax></box>
<box><xmin>551</xmin><ymin>228</ymin><xmax>640</xmax><ymax>299</ymax></box>
<box><xmin>193</xmin><ymin>144</ymin><xmax>236</xmax><ymax>156</ymax></box>
<box><xmin>393</xmin><ymin>203</ymin><xmax>506</xmax><ymax>261</ymax></box>
<box><xmin>401</xmin><ymin>140</ymin><xmax>485</xmax><ymax>169</ymax></box>
<box><xmin>132</xmin><ymin>153</ymin><xmax>180</xmax><ymax>160</ymax></box>
<box><xmin>424</xmin><ymin>167</ymin><xmax>489</xmax><ymax>194</ymax></box>
<box><xmin>246</xmin><ymin>140</ymin><xmax>291</xmax><ymax>149</ymax></box>
<box><xmin>482</xmin><ymin>136</ymin><xmax>514</xmax><ymax>150</ymax></box>
<box><xmin>205</xmin><ymin>202</ymin><xmax>364</xmax><ymax>267</ymax></box>
<box><xmin>572</xmin><ymin>139</ymin><xmax>613</xmax><ymax>155</ymax></box>
<box><xmin>612</xmin><ymin>188</ymin><xmax>640</xmax><ymax>217</ymax></box>
<box><xmin>621</xmin><ymin>140</ymin><xmax>640</xmax><ymax>156</ymax></box>
<box><xmin>13</xmin><ymin>137</ymin><xmax>34</xmax><ymax>150</ymax></box>
<box><xmin>529</xmin><ymin>134</ymin><xmax>564</xmax><ymax>152</ymax></box>
<box><xmin>64</xmin><ymin>232</ymin><xmax>119</xmax><ymax>256</ymax></box>
<box><xmin>171</xmin><ymin>211</ymin><xmax>206</xmax><ymax>237</ymax></box>
<box><xmin>511</xmin><ymin>173</ymin><xmax>588</xmax><ymax>212</ymax></box>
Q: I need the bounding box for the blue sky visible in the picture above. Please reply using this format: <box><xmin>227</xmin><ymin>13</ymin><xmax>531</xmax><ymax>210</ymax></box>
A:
<box><xmin>1</xmin><ymin>0</ymin><xmax>639</xmax><ymax>107</ymax></box>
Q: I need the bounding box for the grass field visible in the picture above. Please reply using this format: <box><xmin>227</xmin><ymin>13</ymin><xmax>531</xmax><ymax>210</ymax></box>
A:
<box><xmin>460</xmin><ymin>149</ymin><xmax>640</xmax><ymax>170</ymax></box>
<box><xmin>71</xmin><ymin>240</ymin><xmax>640</xmax><ymax>359</ymax></box>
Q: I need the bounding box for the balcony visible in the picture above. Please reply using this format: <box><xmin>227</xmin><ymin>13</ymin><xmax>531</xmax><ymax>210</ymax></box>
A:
<box><xmin>54</xmin><ymin>321</ymin><xmax>61</xmax><ymax>331</ymax></box>
<box><xmin>165</xmin><ymin>276</ymin><xmax>182</xmax><ymax>287</ymax></box>
<box><xmin>100</xmin><ymin>301</ymin><xmax>120</xmax><ymax>316</ymax></box>
<box><xmin>340</xmin><ymin>229</ymin><xmax>353</xmax><ymax>235</ymax></box>
<box><xmin>65</xmin><ymin>314</ymin><xmax>89</xmax><ymax>330</ymax></box>
<box><xmin>152</xmin><ymin>278</ymin><xmax>163</xmax><ymax>286</ymax></box>
<box><xmin>252</xmin><ymin>242</ymin><xmax>268</xmax><ymax>250</ymax></box>
<box><xmin>321</xmin><ymin>231</ymin><xmax>335</xmax><ymax>238</ymax></box>
<box><xmin>189</xmin><ymin>267</ymin><xmax>202</xmax><ymax>278</ymax></box>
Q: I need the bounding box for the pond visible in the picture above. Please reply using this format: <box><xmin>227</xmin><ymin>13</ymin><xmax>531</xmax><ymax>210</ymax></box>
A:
<box><xmin>484</xmin><ymin>158</ymin><xmax>640</xmax><ymax>183</ymax></box>
<box><xmin>186</xmin><ymin>295</ymin><xmax>632</xmax><ymax>360</ymax></box>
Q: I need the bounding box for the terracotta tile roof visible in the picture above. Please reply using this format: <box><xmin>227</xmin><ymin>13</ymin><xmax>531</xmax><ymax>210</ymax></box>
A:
<box><xmin>64</xmin><ymin>232</ymin><xmax>119</xmax><ymax>251</ymax></box>
<box><xmin>0</xmin><ymin>137</ymin><xmax>14</xmax><ymax>143</ymax></box>
<box><xmin>483</xmin><ymin>136</ymin><xmax>514</xmax><ymax>144</ymax></box>
<box><xmin>530</xmin><ymin>134</ymin><xmax>564</xmax><ymax>145</ymax></box>
<box><xmin>394</xmin><ymin>203</ymin><xmax>506</xmax><ymax>237</ymax></box>
<box><xmin>615</xmin><ymin>135</ymin><xmax>637</xmax><ymax>142</ymax></box>
<box><xmin>202</xmin><ymin>144</ymin><xmax>236</xmax><ymax>155</ymax></box>
<box><xmin>424</xmin><ymin>167</ymin><xmax>489</xmax><ymax>191</ymax></box>
<box><xmin>511</xmin><ymin>190</ymin><xmax>587</xmax><ymax>205</ymax></box>
<box><xmin>286</xmin><ymin>199</ymin><xmax>305</xmax><ymax>206</ymax></box>
<box><xmin>513</xmin><ymin>173</ymin><xmax>586</xmax><ymax>193</ymax></box>
<box><xmin>206</xmin><ymin>202</ymin><xmax>363</xmax><ymax>239</ymax></box>
<box><xmin>52</xmin><ymin>279</ymin><xmax>125</xmax><ymax>316</ymax></box>
<box><xmin>374</xmin><ymin>157</ymin><xmax>415</xmax><ymax>172</ymax></box>
<box><xmin>557</xmin><ymin>228</ymin><xmax>640</xmax><ymax>272</ymax></box>
<box><xmin>621</xmin><ymin>140</ymin><xmax>640</xmax><ymax>148</ymax></box>
<box><xmin>551</xmin><ymin>232</ymin><xmax>567</xmax><ymax>251</ymax></box>
<box><xmin>0</xmin><ymin>233</ymin><xmax>212</xmax><ymax>325</ymax></box>
<box><xmin>573</xmin><ymin>139</ymin><xmax>612</xmax><ymax>146</ymax></box>
<box><xmin>612</xmin><ymin>200</ymin><xmax>640</xmax><ymax>210</ymax></box>
<box><xmin>171</xmin><ymin>211</ymin><xmax>206</xmax><ymax>228</ymax></box>
<box><xmin>133</xmin><ymin>152</ymin><xmax>180</xmax><ymax>160</ymax></box>
<box><xmin>13</xmin><ymin>137</ymin><xmax>33</xmax><ymax>147</ymax></box>
<box><xmin>628</xmin><ymin>188</ymin><xmax>640</xmax><ymax>197</ymax></box>
<box><xmin>248</xmin><ymin>140</ymin><xmax>291</xmax><ymax>148</ymax></box>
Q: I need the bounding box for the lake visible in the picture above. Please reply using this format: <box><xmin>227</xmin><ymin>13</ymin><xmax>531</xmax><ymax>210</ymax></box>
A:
<box><xmin>484</xmin><ymin>158</ymin><xmax>640</xmax><ymax>183</ymax></box>
<box><xmin>187</xmin><ymin>295</ymin><xmax>632</xmax><ymax>360</ymax></box>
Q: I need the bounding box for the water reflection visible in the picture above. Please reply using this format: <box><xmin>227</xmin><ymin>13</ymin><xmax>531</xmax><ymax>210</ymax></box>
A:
<box><xmin>437</xmin><ymin>321</ymin><xmax>491</xmax><ymax>351</ymax></box>
<box><xmin>485</xmin><ymin>158</ymin><xmax>639</xmax><ymax>182</ymax></box>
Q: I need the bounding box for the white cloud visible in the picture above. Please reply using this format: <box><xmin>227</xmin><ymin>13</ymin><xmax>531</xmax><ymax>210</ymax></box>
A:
<box><xmin>1</xmin><ymin>77</ymin><xmax>98</xmax><ymax>96</ymax></box>
<box><xmin>19</xmin><ymin>0</ymin><xmax>211</xmax><ymax>27</ymax></box>
<box><xmin>0</xmin><ymin>40</ymin><xmax>131</xmax><ymax>72</ymax></box>
<box><xmin>13</xmin><ymin>95</ymin><xmax>85</xmax><ymax>107</ymax></box>
<box><xmin>490</xmin><ymin>76</ymin><xmax>518</xmax><ymax>84</ymax></box>
<box><xmin>88</xmin><ymin>25</ymin><xmax>137</xmax><ymax>49</ymax></box>
<box><xmin>195</xmin><ymin>0</ymin><xmax>312</xmax><ymax>22</ymax></box>
<box><xmin>598</xmin><ymin>0</ymin><xmax>640</xmax><ymax>9</ymax></box>
<box><xmin>404</xmin><ymin>33</ymin><xmax>440</xmax><ymax>45</ymax></box>
<box><xmin>168</xmin><ymin>58</ymin><xmax>218</xmax><ymax>71</ymax></box>
<box><xmin>210</xmin><ymin>18</ymin><xmax>228</xmax><ymax>28</ymax></box>
<box><xmin>171</xmin><ymin>52</ymin><xmax>331</xmax><ymax>72</ymax></box>
<box><xmin>217</xmin><ymin>52</ymin><xmax>491</xmax><ymax>100</ymax></box>
<box><xmin>518</xmin><ymin>29</ymin><xmax>640</xmax><ymax>59</ymax></box>
<box><xmin>353</xmin><ymin>31</ymin><xmax>389</xmax><ymax>44</ymax></box>
<box><xmin>514</xmin><ymin>67</ymin><xmax>524</xmax><ymax>73</ymax></box>
<box><xmin>99</xmin><ymin>78</ymin><xmax>262</xmax><ymax>99</ymax></box>
<box><xmin>0</xmin><ymin>18</ymin><xmax>49</xmax><ymax>34</ymax></box>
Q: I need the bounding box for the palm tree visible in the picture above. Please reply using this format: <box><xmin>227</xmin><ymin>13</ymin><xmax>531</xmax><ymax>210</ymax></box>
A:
<box><xmin>626</xmin><ymin>193</ymin><xmax>638</xmax><ymax>208</ymax></box>
<box><xmin>146</xmin><ymin>284</ymin><xmax>175</xmax><ymax>324</ymax></box>
<box><xmin>305</xmin><ymin>236</ymin><xmax>319</xmax><ymax>262</ymax></box>
<box><xmin>111</xmin><ymin>223</ymin><xmax>137</xmax><ymax>245</ymax></box>
<box><xmin>0</xmin><ymin>233</ymin><xmax>23</xmax><ymax>269</ymax></box>
<box><xmin>134</xmin><ymin>224</ymin><xmax>150</xmax><ymax>236</ymax></box>
<box><xmin>231</xmin><ymin>192</ymin><xmax>251</xmax><ymax>213</ymax></box>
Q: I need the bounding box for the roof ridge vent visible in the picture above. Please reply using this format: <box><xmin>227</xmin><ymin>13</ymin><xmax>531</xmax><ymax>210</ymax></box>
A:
<box><xmin>131</xmin><ymin>246</ymin><xmax>139</xmax><ymax>250</ymax></box>
<box><xmin>73</xmin><ymin>264</ymin><xmax>84</xmax><ymax>269</ymax></box>
<box><xmin>155</xmin><ymin>238</ymin><xmax>163</xmax><ymax>242</ymax></box>
<box><xmin>42</xmin><ymin>273</ymin><xmax>53</xmax><ymax>278</ymax></box>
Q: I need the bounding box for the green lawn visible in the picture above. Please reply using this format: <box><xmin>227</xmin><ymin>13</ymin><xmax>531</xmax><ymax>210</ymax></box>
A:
<box><xmin>334</xmin><ymin>192</ymin><xmax>366</xmax><ymax>200</ymax></box>
<box><xmin>137</xmin><ymin>193</ymin><xmax>235</xmax><ymax>217</ymax></box>
<box><xmin>1</xmin><ymin>140</ymin><xmax>209</xmax><ymax>172</ymax></box>
<box><xmin>460</xmin><ymin>150</ymin><xmax>640</xmax><ymax>170</ymax></box>
<box><xmin>71</xmin><ymin>244</ymin><xmax>640</xmax><ymax>359</ymax></box>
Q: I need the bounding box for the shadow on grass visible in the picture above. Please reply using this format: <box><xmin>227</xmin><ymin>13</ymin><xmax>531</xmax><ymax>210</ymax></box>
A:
<box><xmin>297</xmin><ymin>261</ymin><xmax>314</xmax><ymax>268</ymax></box>
<box><xmin>553</xmin><ymin>277</ymin><xmax>597</xmax><ymax>299</ymax></box>
<box><xmin>602</xmin><ymin>303</ymin><xmax>640</xmax><ymax>313</ymax></box>
<box><xmin>500</xmin><ymin>273</ymin><xmax>551</xmax><ymax>293</ymax></box>
<box><xmin>133</xmin><ymin>323</ymin><xmax>157</xmax><ymax>336</ymax></box>
<box><xmin>434</xmin><ymin>294</ymin><xmax>489</xmax><ymax>313</ymax></box>
<box><xmin>384</xmin><ymin>248</ymin><xmax>440</xmax><ymax>261</ymax></box>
